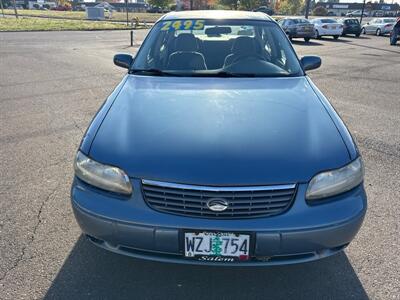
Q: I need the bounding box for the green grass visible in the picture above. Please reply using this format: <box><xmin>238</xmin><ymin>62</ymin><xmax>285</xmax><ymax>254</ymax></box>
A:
<box><xmin>0</xmin><ymin>17</ymin><xmax>133</xmax><ymax>31</ymax></box>
<box><xmin>2</xmin><ymin>9</ymin><xmax>162</xmax><ymax>23</ymax></box>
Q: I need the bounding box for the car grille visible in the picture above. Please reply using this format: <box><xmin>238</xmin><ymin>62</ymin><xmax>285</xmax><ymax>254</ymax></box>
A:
<box><xmin>142</xmin><ymin>180</ymin><xmax>296</xmax><ymax>219</ymax></box>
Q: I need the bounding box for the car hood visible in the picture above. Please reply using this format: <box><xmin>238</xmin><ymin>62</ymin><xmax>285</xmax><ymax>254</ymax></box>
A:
<box><xmin>89</xmin><ymin>75</ymin><xmax>350</xmax><ymax>185</ymax></box>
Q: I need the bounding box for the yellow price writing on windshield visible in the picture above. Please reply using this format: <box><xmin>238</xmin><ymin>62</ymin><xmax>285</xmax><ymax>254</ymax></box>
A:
<box><xmin>160</xmin><ymin>20</ymin><xmax>205</xmax><ymax>31</ymax></box>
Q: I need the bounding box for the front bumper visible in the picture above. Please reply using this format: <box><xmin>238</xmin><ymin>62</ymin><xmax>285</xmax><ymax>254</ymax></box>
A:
<box><xmin>318</xmin><ymin>28</ymin><xmax>343</xmax><ymax>36</ymax></box>
<box><xmin>71</xmin><ymin>178</ymin><xmax>367</xmax><ymax>266</ymax></box>
<box><xmin>287</xmin><ymin>29</ymin><xmax>314</xmax><ymax>38</ymax></box>
<box><xmin>382</xmin><ymin>27</ymin><xmax>394</xmax><ymax>34</ymax></box>
<box><xmin>292</xmin><ymin>32</ymin><xmax>314</xmax><ymax>38</ymax></box>
<box><xmin>343</xmin><ymin>28</ymin><xmax>362</xmax><ymax>35</ymax></box>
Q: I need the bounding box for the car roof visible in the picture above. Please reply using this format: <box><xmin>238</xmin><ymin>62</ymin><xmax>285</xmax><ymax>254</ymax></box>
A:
<box><xmin>159</xmin><ymin>10</ymin><xmax>274</xmax><ymax>22</ymax></box>
<box><xmin>283</xmin><ymin>17</ymin><xmax>307</xmax><ymax>20</ymax></box>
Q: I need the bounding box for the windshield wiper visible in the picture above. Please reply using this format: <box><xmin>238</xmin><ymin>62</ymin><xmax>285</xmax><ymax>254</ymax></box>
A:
<box><xmin>212</xmin><ymin>71</ymin><xmax>256</xmax><ymax>77</ymax></box>
<box><xmin>130</xmin><ymin>69</ymin><xmax>292</xmax><ymax>78</ymax></box>
<box><xmin>130</xmin><ymin>68</ymin><xmax>180</xmax><ymax>76</ymax></box>
<box><xmin>183</xmin><ymin>71</ymin><xmax>257</xmax><ymax>77</ymax></box>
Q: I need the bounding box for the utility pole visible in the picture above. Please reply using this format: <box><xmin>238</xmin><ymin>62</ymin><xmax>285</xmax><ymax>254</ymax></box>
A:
<box><xmin>125</xmin><ymin>0</ymin><xmax>129</xmax><ymax>26</ymax></box>
<box><xmin>305</xmin><ymin>0</ymin><xmax>311</xmax><ymax>19</ymax></box>
<box><xmin>360</xmin><ymin>0</ymin><xmax>366</xmax><ymax>25</ymax></box>
<box><xmin>12</xmin><ymin>0</ymin><xmax>18</xmax><ymax>19</ymax></box>
<box><xmin>0</xmin><ymin>0</ymin><xmax>5</xmax><ymax>18</ymax></box>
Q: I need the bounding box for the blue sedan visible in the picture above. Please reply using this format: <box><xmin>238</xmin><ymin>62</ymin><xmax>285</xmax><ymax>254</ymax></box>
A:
<box><xmin>71</xmin><ymin>10</ymin><xmax>367</xmax><ymax>266</ymax></box>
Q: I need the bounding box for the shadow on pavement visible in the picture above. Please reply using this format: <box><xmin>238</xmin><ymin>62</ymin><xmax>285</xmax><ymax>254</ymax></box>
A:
<box><xmin>349</xmin><ymin>42</ymin><xmax>400</xmax><ymax>54</ymax></box>
<box><xmin>318</xmin><ymin>37</ymin><xmax>352</xmax><ymax>43</ymax></box>
<box><xmin>342</xmin><ymin>35</ymin><xmax>371</xmax><ymax>40</ymax></box>
<box><xmin>44</xmin><ymin>235</ymin><xmax>368</xmax><ymax>299</ymax></box>
<box><xmin>291</xmin><ymin>40</ymin><xmax>323</xmax><ymax>46</ymax></box>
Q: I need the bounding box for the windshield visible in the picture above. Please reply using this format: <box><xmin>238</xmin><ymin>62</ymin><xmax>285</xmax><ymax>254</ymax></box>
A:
<box><xmin>383</xmin><ymin>18</ymin><xmax>396</xmax><ymax>23</ymax></box>
<box><xmin>292</xmin><ymin>19</ymin><xmax>310</xmax><ymax>24</ymax></box>
<box><xmin>320</xmin><ymin>19</ymin><xmax>337</xmax><ymax>24</ymax></box>
<box><xmin>132</xmin><ymin>19</ymin><xmax>303</xmax><ymax>77</ymax></box>
<box><xmin>345</xmin><ymin>19</ymin><xmax>360</xmax><ymax>24</ymax></box>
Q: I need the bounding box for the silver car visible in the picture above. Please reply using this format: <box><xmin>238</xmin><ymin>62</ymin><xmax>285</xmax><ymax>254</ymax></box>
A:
<box><xmin>362</xmin><ymin>18</ymin><xmax>397</xmax><ymax>35</ymax></box>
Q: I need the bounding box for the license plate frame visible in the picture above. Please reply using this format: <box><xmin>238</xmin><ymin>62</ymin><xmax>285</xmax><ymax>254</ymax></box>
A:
<box><xmin>183</xmin><ymin>230</ymin><xmax>253</xmax><ymax>262</ymax></box>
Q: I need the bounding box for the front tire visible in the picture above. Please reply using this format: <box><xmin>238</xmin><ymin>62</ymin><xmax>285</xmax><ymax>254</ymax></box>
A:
<box><xmin>376</xmin><ymin>28</ymin><xmax>381</xmax><ymax>36</ymax></box>
<box><xmin>362</xmin><ymin>27</ymin><xmax>366</xmax><ymax>34</ymax></box>
<box><xmin>355</xmin><ymin>33</ymin><xmax>361</xmax><ymax>37</ymax></box>
<box><xmin>333</xmin><ymin>35</ymin><xmax>339</xmax><ymax>40</ymax></box>
<box><xmin>304</xmin><ymin>37</ymin><xmax>311</xmax><ymax>42</ymax></box>
<box><xmin>314</xmin><ymin>29</ymin><xmax>321</xmax><ymax>39</ymax></box>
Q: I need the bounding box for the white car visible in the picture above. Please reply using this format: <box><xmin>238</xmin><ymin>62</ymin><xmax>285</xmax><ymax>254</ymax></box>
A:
<box><xmin>310</xmin><ymin>18</ymin><xmax>343</xmax><ymax>39</ymax></box>
<box><xmin>345</xmin><ymin>10</ymin><xmax>368</xmax><ymax>17</ymax></box>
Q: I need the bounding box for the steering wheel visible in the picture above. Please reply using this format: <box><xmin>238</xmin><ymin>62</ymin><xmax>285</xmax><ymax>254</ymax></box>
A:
<box><xmin>230</xmin><ymin>53</ymin><xmax>266</xmax><ymax>66</ymax></box>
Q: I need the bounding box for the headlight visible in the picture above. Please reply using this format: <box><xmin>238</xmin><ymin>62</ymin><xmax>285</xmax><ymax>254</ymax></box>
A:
<box><xmin>306</xmin><ymin>157</ymin><xmax>364</xmax><ymax>200</ymax></box>
<box><xmin>74</xmin><ymin>151</ymin><xmax>132</xmax><ymax>195</ymax></box>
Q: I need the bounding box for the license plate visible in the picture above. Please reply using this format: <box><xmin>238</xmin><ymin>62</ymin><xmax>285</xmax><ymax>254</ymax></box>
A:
<box><xmin>184</xmin><ymin>231</ymin><xmax>250</xmax><ymax>262</ymax></box>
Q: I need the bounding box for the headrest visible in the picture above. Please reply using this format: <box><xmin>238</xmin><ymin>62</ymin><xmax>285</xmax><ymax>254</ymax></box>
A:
<box><xmin>175</xmin><ymin>33</ymin><xmax>198</xmax><ymax>52</ymax></box>
<box><xmin>231</xmin><ymin>36</ymin><xmax>256</xmax><ymax>55</ymax></box>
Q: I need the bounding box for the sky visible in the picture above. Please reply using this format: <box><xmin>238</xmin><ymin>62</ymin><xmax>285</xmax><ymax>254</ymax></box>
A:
<box><xmin>331</xmin><ymin>0</ymin><xmax>400</xmax><ymax>3</ymax></box>
<box><xmin>83</xmin><ymin>0</ymin><xmax>400</xmax><ymax>4</ymax></box>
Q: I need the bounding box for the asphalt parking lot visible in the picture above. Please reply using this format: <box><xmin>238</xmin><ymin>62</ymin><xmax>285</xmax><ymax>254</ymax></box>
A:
<box><xmin>0</xmin><ymin>30</ymin><xmax>399</xmax><ymax>300</ymax></box>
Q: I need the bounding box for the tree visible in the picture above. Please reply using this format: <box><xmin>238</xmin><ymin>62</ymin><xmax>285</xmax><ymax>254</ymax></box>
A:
<box><xmin>218</xmin><ymin>0</ymin><xmax>267</xmax><ymax>10</ymax></box>
<box><xmin>312</xmin><ymin>5</ymin><xmax>328</xmax><ymax>16</ymax></box>
<box><xmin>56</xmin><ymin>0</ymin><xmax>70</xmax><ymax>6</ymax></box>
<box><xmin>240</xmin><ymin>0</ymin><xmax>267</xmax><ymax>10</ymax></box>
<box><xmin>279</xmin><ymin>0</ymin><xmax>304</xmax><ymax>15</ymax></box>
<box><xmin>148</xmin><ymin>0</ymin><xmax>173</xmax><ymax>9</ymax></box>
<box><xmin>12</xmin><ymin>0</ymin><xmax>18</xmax><ymax>19</ymax></box>
<box><xmin>218</xmin><ymin>0</ymin><xmax>238</xmax><ymax>10</ymax></box>
<box><xmin>0</xmin><ymin>0</ymin><xmax>4</xmax><ymax>18</ymax></box>
<box><xmin>190</xmin><ymin>0</ymin><xmax>216</xmax><ymax>9</ymax></box>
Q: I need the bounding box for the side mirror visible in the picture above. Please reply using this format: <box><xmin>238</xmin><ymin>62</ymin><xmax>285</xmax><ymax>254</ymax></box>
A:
<box><xmin>301</xmin><ymin>56</ymin><xmax>321</xmax><ymax>71</ymax></box>
<box><xmin>113</xmin><ymin>54</ymin><xmax>133</xmax><ymax>69</ymax></box>
<box><xmin>366</xmin><ymin>22</ymin><xmax>370</xmax><ymax>25</ymax></box>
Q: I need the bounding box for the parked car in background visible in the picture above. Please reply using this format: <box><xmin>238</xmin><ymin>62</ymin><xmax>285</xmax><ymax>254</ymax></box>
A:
<box><xmin>310</xmin><ymin>18</ymin><xmax>343</xmax><ymax>39</ymax></box>
<box><xmin>338</xmin><ymin>18</ymin><xmax>362</xmax><ymax>37</ymax></box>
<box><xmin>327</xmin><ymin>11</ymin><xmax>336</xmax><ymax>16</ymax></box>
<box><xmin>147</xmin><ymin>6</ymin><xmax>162</xmax><ymax>13</ymax></box>
<box><xmin>346</xmin><ymin>10</ymin><xmax>368</xmax><ymax>17</ymax></box>
<box><xmin>384</xmin><ymin>12</ymin><xmax>396</xmax><ymax>17</ymax></box>
<box><xmin>362</xmin><ymin>18</ymin><xmax>397</xmax><ymax>35</ymax></box>
<box><xmin>278</xmin><ymin>18</ymin><xmax>315</xmax><ymax>42</ymax></box>
<box><xmin>51</xmin><ymin>5</ymin><xmax>71</xmax><ymax>11</ymax></box>
<box><xmin>254</xmin><ymin>6</ymin><xmax>275</xmax><ymax>16</ymax></box>
<box><xmin>373</xmin><ymin>10</ymin><xmax>384</xmax><ymax>17</ymax></box>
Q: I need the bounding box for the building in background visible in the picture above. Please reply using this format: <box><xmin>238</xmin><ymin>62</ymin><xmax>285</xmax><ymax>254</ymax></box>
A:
<box><xmin>27</xmin><ymin>0</ymin><xmax>57</xmax><ymax>9</ymax></box>
<box><xmin>315</xmin><ymin>2</ymin><xmax>399</xmax><ymax>17</ymax></box>
<box><xmin>74</xmin><ymin>1</ymin><xmax>147</xmax><ymax>12</ymax></box>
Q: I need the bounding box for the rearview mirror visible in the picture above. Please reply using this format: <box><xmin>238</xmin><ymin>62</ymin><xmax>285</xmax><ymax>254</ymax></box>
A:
<box><xmin>301</xmin><ymin>56</ymin><xmax>321</xmax><ymax>71</ymax></box>
<box><xmin>205</xmin><ymin>26</ymin><xmax>232</xmax><ymax>36</ymax></box>
<box><xmin>114</xmin><ymin>54</ymin><xmax>133</xmax><ymax>69</ymax></box>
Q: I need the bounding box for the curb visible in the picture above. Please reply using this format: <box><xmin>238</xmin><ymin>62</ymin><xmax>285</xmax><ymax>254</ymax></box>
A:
<box><xmin>0</xmin><ymin>28</ymin><xmax>146</xmax><ymax>32</ymax></box>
